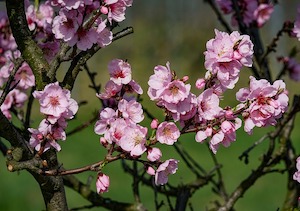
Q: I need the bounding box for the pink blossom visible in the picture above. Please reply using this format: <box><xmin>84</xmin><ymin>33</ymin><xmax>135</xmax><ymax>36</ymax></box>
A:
<box><xmin>118</xmin><ymin>99</ymin><xmax>144</xmax><ymax>123</ymax></box>
<box><xmin>96</xmin><ymin>173</ymin><xmax>110</xmax><ymax>194</ymax></box>
<box><xmin>204</xmin><ymin>30</ymin><xmax>253</xmax><ymax>90</ymax></box>
<box><xmin>68</xmin><ymin>27</ymin><xmax>98</xmax><ymax>51</ymax></box>
<box><xmin>96</xmin><ymin>18</ymin><xmax>113</xmax><ymax>48</ymax></box>
<box><xmin>150</xmin><ymin>119</ymin><xmax>159</xmax><ymax>129</ymax></box>
<box><xmin>155</xmin><ymin>159</ymin><xmax>179</xmax><ymax>185</ymax></box>
<box><xmin>52</xmin><ymin>9</ymin><xmax>83</xmax><ymax>42</ymax></box>
<box><xmin>195</xmin><ymin>78</ymin><xmax>206</xmax><ymax>89</ymax></box>
<box><xmin>94</xmin><ymin>108</ymin><xmax>117</xmax><ymax>137</ymax></box>
<box><xmin>107</xmin><ymin>118</ymin><xmax>128</xmax><ymax>143</ymax></box>
<box><xmin>197</xmin><ymin>89</ymin><xmax>222</xmax><ymax>121</ymax></box>
<box><xmin>13</xmin><ymin>62</ymin><xmax>35</xmax><ymax>90</ymax></box>
<box><xmin>237</xmin><ymin>76</ymin><xmax>289</xmax><ymax>134</ymax></box>
<box><xmin>126</xmin><ymin>80</ymin><xmax>143</xmax><ymax>95</ymax></box>
<box><xmin>0</xmin><ymin>12</ymin><xmax>17</xmax><ymax>51</ymax></box>
<box><xmin>209</xmin><ymin>119</ymin><xmax>242</xmax><ymax>154</ymax></box>
<box><xmin>1</xmin><ymin>89</ymin><xmax>28</xmax><ymax>119</ymax></box>
<box><xmin>253</xmin><ymin>4</ymin><xmax>274</xmax><ymax>28</ymax></box>
<box><xmin>33</xmin><ymin>82</ymin><xmax>78</xmax><ymax>124</ymax></box>
<box><xmin>204</xmin><ymin>29</ymin><xmax>235</xmax><ymax>72</ymax></box>
<box><xmin>108</xmin><ymin>59</ymin><xmax>132</xmax><ymax>85</ymax></box>
<box><xmin>216</xmin><ymin>0</ymin><xmax>232</xmax><ymax>14</ymax></box>
<box><xmin>148</xmin><ymin>62</ymin><xmax>172</xmax><ymax>101</ymax></box>
<box><xmin>119</xmin><ymin>124</ymin><xmax>147</xmax><ymax>157</ymax></box>
<box><xmin>146</xmin><ymin>166</ymin><xmax>155</xmax><ymax>176</ymax></box>
<box><xmin>96</xmin><ymin>80</ymin><xmax>122</xmax><ymax>99</ymax></box>
<box><xmin>39</xmin><ymin>41</ymin><xmax>60</xmax><ymax>62</ymax></box>
<box><xmin>286</xmin><ymin>58</ymin><xmax>300</xmax><ymax>81</ymax></box>
<box><xmin>293</xmin><ymin>7</ymin><xmax>300</xmax><ymax>41</ymax></box>
<box><xmin>195</xmin><ymin>127</ymin><xmax>212</xmax><ymax>143</ymax></box>
<box><xmin>293</xmin><ymin>157</ymin><xmax>300</xmax><ymax>183</ymax></box>
<box><xmin>26</xmin><ymin>3</ymin><xmax>54</xmax><ymax>31</ymax></box>
<box><xmin>147</xmin><ymin>147</ymin><xmax>162</xmax><ymax>162</ymax></box>
<box><xmin>230</xmin><ymin>31</ymin><xmax>254</xmax><ymax>67</ymax></box>
<box><xmin>29</xmin><ymin>119</ymin><xmax>66</xmax><ymax>152</ymax></box>
<box><xmin>160</xmin><ymin>80</ymin><xmax>191</xmax><ymax>104</ymax></box>
<box><xmin>107</xmin><ymin>1</ymin><xmax>127</xmax><ymax>23</ymax></box>
<box><xmin>156</xmin><ymin>122</ymin><xmax>180</xmax><ymax>145</ymax></box>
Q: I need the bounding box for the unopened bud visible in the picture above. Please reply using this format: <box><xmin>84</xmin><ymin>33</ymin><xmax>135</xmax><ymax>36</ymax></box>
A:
<box><xmin>100</xmin><ymin>6</ymin><xmax>108</xmax><ymax>14</ymax></box>
<box><xmin>195</xmin><ymin>78</ymin><xmax>205</xmax><ymax>89</ymax></box>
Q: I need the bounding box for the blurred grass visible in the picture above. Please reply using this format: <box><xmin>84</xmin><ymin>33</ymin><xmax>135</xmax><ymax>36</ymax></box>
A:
<box><xmin>1</xmin><ymin>1</ymin><xmax>300</xmax><ymax>210</ymax></box>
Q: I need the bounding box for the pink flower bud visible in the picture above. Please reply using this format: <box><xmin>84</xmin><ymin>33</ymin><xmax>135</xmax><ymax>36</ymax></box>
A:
<box><xmin>225</xmin><ymin>109</ymin><xmax>234</xmax><ymax>119</ymax></box>
<box><xmin>100</xmin><ymin>6</ymin><xmax>109</xmax><ymax>14</ymax></box>
<box><xmin>96</xmin><ymin>173</ymin><xmax>110</xmax><ymax>194</ymax></box>
<box><xmin>195</xmin><ymin>78</ymin><xmax>205</xmax><ymax>89</ymax></box>
<box><xmin>100</xmin><ymin>137</ymin><xmax>108</xmax><ymax>147</ymax></box>
<box><xmin>146</xmin><ymin>166</ymin><xmax>155</xmax><ymax>176</ymax></box>
<box><xmin>147</xmin><ymin>147</ymin><xmax>162</xmax><ymax>162</ymax></box>
<box><xmin>182</xmin><ymin>75</ymin><xmax>189</xmax><ymax>82</ymax></box>
<box><xmin>150</xmin><ymin>119</ymin><xmax>159</xmax><ymax>129</ymax></box>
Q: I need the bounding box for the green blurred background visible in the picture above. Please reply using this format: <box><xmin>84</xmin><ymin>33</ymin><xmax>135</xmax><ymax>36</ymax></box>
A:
<box><xmin>1</xmin><ymin>1</ymin><xmax>300</xmax><ymax>210</ymax></box>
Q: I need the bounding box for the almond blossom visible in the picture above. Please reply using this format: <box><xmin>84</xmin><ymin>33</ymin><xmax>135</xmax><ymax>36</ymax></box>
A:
<box><xmin>156</xmin><ymin>122</ymin><xmax>180</xmax><ymax>145</ymax></box>
<box><xmin>118</xmin><ymin>99</ymin><xmax>144</xmax><ymax>123</ymax></box>
<box><xmin>253</xmin><ymin>4</ymin><xmax>274</xmax><ymax>28</ymax></box>
<box><xmin>204</xmin><ymin>29</ymin><xmax>253</xmax><ymax>91</ymax></box>
<box><xmin>108</xmin><ymin>59</ymin><xmax>132</xmax><ymax>85</ymax></box>
<box><xmin>155</xmin><ymin>159</ymin><xmax>179</xmax><ymax>186</ymax></box>
<box><xmin>293</xmin><ymin>157</ymin><xmax>300</xmax><ymax>183</ymax></box>
<box><xmin>96</xmin><ymin>173</ymin><xmax>110</xmax><ymax>194</ymax></box>
<box><xmin>236</xmin><ymin>76</ymin><xmax>289</xmax><ymax>134</ymax></box>
<box><xmin>33</xmin><ymin>82</ymin><xmax>78</xmax><ymax>124</ymax></box>
<box><xmin>118</xmin><ymin>124</ymin><xmax>147</xmax><ymax>157</ymax></box>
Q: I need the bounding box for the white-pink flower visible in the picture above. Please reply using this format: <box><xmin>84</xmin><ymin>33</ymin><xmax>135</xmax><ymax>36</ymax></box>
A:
<box><xmin>253</xmin><ymin>4</ymin><xmax>274</xmax><ymax>28</ymax></box>
<box><xmin>197</xmin><ymin>89</ymin><xmax>222</xmax><ymax>121</ymax></box>
<box><xmin>118</xmin><ymin>99</ymin><xmax>144</xmax><ymax>123</ymax></box>
<box><xmin>52</xmin><ymin>9</ymin><xmax>83</xmax><ymax>42</ymax></box>
<box><xmin>13</xmin><ymin>62</ymin><xmax>35</xmax><ymax>90</ymax></box>
<box><xmin>148</xmin><ymin>62</ymin><xmax>172</xmax><ymax>101</ymax></box>
<box><xmin>160</xmin><ymin>80</ymin><xmax>191</xmax><ymax>104</ymax></box>
<box><xmin>108</xmin><ymin>59</ymin><xmax>132</xmax><ymax>85</ymax></box>
<box><xmin>155</xmin><ymin>159</ymin><xmax>179</xmax><ymax>185</ymax></box>
<box><xmin>147</xmin><ymin>147</ymin><xmax>162</xmax><ymax>162</ymax></box>
<box><xmin>33</xmin><ymin>82</ymin><xmax>78</xmax><ymax>124</ymax></box>
<box><xmin>237</xmin><ymin>76</ymin><xmax>289</xmax><ymax>134</ymax></box>
<box><xmin>156</xmin><ymin>122</ymin><xmax>180</xmax><ymax>145</ymax></box>
<box><xmin>96</xmin><ymin>173</ymin><xmax>110</xmax><ymax>194</ymax></box>
<box><xmin>293</xmin><ymin>157</ymin><xmax>300</xmax><ymax>183</ymax></box>
<box><xmin>119</xmin><ymin>124</ymin><xmax>147</xmax><ymax>157</ymax></box>
<box><xmin>29</xmin><ymin>119</ymin><xmax>66</xmax><ymax>152</ymax></box>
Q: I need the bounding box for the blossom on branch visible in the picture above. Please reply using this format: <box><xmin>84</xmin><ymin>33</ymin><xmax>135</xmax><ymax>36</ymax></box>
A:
<box><xmin>96</xmin><ymin>173</ymin><xmax>110</xmax><ymax>194</ymax></box>
<box><xmin>236</xmin><ymin>76</ymin><xmax>289</xmax><ymax>134</ymax></box>
<box><xmin>155</xmin><ymin>159</ymin><xmax>179</xmax><ymax>186</ymax></box>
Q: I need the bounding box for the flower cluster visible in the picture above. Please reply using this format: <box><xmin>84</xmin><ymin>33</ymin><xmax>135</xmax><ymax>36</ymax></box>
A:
<box><xmin>293</xmin><ymin>157</ymin><xmax>300</xmax><ymax>183</ymax></box>
<box><xmin>0</xmin><ymin>52</ymin><xmax>35</xmax><ymax>120</ymax></box>
<box><xmin>293</xmin><ymin>6</ymin><xmax>300</xmax><ymax>41</ymax></box>
<box><xmin>148</xmin><ymin>62</ymin><xmax>197</xmax><ymax>122</ymax></box>
<box><xmin>29</xmin><ymin>82</ymin><xmax>78</xmax><ymax>152</ymax></box>
<box><xmin>216</xmin><ymin>0</ymin><xmax>274</xmax><ymax>28</ymax></box>
<box><xmin>236</xmin><ymin>76</ymin><xmax>289</xmax><ymax>134</ymax></box>
<box><xmin>203</xmin><ymin>29</ymin><xmax>254</xmax><ymax>93</ymax></box>
<box><xmin>51</xmin><ymin>0</ymin><xmax>132</xmax><ymax>51</ymax></box>
<box><xmin>94</xmin><ymin>59</ymin><xmax>180</xmax><ymax>189</ymax></box>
